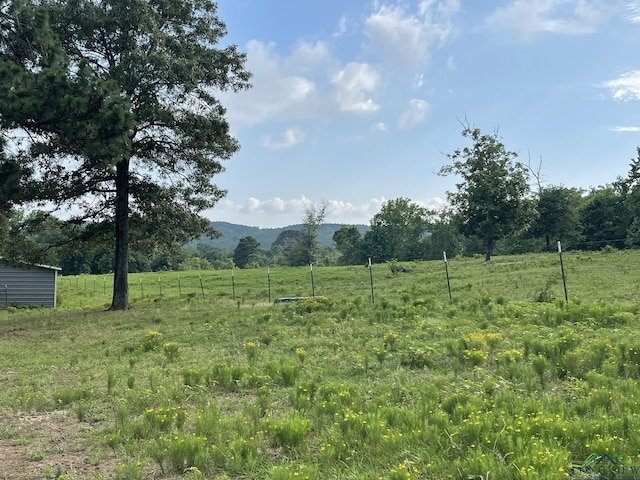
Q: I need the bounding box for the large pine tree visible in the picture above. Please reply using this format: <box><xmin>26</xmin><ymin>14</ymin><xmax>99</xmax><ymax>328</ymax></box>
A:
<box><xmin>0</xmin><ymin>0</ymin><xmax>250</xmax><ymax>309</ymax></box>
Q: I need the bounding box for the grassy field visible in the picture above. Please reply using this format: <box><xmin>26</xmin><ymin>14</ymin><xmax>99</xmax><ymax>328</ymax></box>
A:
<box><xmin>2</xmin><ymin>249</ymin><xmax>640</xmax><ymax>479</ymax></box>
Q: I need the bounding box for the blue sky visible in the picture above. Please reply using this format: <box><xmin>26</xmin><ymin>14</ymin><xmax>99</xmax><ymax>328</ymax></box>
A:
<box><xmin>207</xmin><ymin>0</ymin><xmax>640</xmax><ymax>228</ymax></box>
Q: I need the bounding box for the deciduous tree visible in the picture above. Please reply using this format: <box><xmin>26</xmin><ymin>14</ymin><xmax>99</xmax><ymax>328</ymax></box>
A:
<box><xmin>291</xmin><ymin>201</ymin><xmax>327</xmax><ymax>266</ymax></box>
<box><xmin>530</xmin><ymin>186</ymin><xmax>583</xmax><ymax>249</ymax></box>
<box><xmin>363</xmin><ymin>198</ymin><xmax>430</xmax><ymax>262</ymax></box>
<box><xmin>271</xmin><ymin>230</ymin><xmax>302</xmax><ymax>261</ymax></box>
<box><xmin>439</xmin><ymin>125</ymin><xmax>536</xmax><ymax>261</ymax></box>
<box><xmin>333</xmin><ymin>225</ymin><xmax>365</xmax><ymax>265</ymax></box>
<box><xmin>422</xmin><ymin>209</ymin><xmax>467</xmax><ymax>260</ymax></box>
<box><xmin>580</xmin><ymin>186</ymin><xmax>630</xmax><ymax>250</ymax></box>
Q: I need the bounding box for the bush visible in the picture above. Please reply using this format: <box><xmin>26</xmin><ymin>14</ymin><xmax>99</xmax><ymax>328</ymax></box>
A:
<box><xmin>293</xmin><ymin>296</ymin><xmax>333</xmax><ymax>314</ymax></box>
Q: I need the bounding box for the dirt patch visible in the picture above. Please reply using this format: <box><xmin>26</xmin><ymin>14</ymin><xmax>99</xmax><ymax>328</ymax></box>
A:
<box><xmin>0</xmin><ymin>326</ymin><xmax>29</xmax><ymax>340</ymax></box>
<box><xmin>0</xmin><ymin>410</ymin><xmax>117</xmax><ymax>480</ymax></box>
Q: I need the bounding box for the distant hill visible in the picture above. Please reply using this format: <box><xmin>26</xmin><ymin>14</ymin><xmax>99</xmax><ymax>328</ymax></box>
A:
<box><xmin>197</xmin><ymin>222</ymin><xmax>369</xmax><ymax>251</ymax></box>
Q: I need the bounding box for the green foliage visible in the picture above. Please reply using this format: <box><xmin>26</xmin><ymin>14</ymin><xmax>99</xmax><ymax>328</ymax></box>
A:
<box><xmin>147</xmin><ymin>432</ymin><xmax>208</xmax><ymax>475</ymax></box>
<box><xmin>292</xmin><ymin>296</ymin><xmax>333</xmax><ymax>314</ymax></box>
<box><xmin>162</xmin><ymin>342</ymin><xmax>180</xmax><ymax>362</ymax></box>
<box><xmin>580</xmin><ymin>186</ymin><xmax>630</xmax><ymax>250</ymax></box>
<box><xmin>233</xmin><ymin>236</ymin><xmax>262</xmax><ymax>268</ymax></box>
<box><xmin>439</xmin><ymin>124</ymin><xmax>537</xmax><ymax>260</ymax></box>
<box><xmin>264</xmin><ymin>413</ymin><xmax>310</xmax><ymax>451</ymax></box>
<box><xmin>530</xmin><ymin>185</ymin><xmax>584</xmax><ymax>249</ymax></box>
<box><xmin>532</xmin><ymin>355</ymin><xmax>549</xmax><ymax>387</ymax></box>
<box><xmin>0</xmin><ymin>0</ymin><xmax>251</xmax><ymax>308</ymax></box>
<box><xmin>143</xmin><ymin>406</ymin><xmax>185</xmax><ymax>434</ymax></box>
<box><xmin>269</xmin><ymin>464</ymin><xmax>319</xmax><ymax>480</ymax></box>
<box><xmin>398</xmin><ymin>345</ymin><xmax>435</xmax><ymax>368</ymax></box>
<box><xmin>333</xmin><ymin>225</ymin><xmax>366</xmax><ymax>265</ymax></box>
<box><xmin>53</xmin><ymin>387</ymin><xmax>91</xmax><ymax>407</ymax></box>
<box><xmin>624</xmin><ymin>148</ymin><xmax>640</xmax><ymax>247</ymax></box>
<box><xmin>287</xmin><ymin>202</ymin><xmax>329</xmax><ymax>266</ymax></box>
<box><xmin>203</xmin><ymin>221</ymin><xmax>366</xmax><ymax>252</ymax></box>
<box><xmin>114</xmin><ymin>460</ymin><xmax>143</xmax><ymax>480</ymax></box>
<box><xmin>364</xmin><ymin>197</ymin><xmax>430</xmax><ymax>262</ymax></box>
<box><xmin>139</xmin><ymin>331</ymin><xmax>163</xmax><ymax>352</ymax></box>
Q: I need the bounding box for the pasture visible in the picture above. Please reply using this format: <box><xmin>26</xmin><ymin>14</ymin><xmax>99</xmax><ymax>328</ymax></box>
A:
<box><xmin>1</xmin><ymin>249</ymin><xmax>640</xmax><ymax>479</ymax></box>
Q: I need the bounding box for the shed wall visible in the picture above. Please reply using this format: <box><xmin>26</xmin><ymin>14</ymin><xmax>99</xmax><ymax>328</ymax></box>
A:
<box><xmin>0</xmin><ymin>261</ymin><xmax>60</xmax><ymax>307</ymax></box>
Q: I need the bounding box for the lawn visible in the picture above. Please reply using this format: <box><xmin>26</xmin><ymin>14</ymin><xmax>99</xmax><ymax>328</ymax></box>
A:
<box><xmin>1</xmin><ymin>249</ymin><xmax>640</xmax><ymax>479</ymax></box>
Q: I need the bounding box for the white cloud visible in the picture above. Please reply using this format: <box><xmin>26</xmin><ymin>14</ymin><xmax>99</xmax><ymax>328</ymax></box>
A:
<box><xmin>207</xmin><ymin>196</ymin><xmax>376</xmax><ymax>227</ymax></box>
<box><xmin>446</xmin><ymin>56</ymin><xmax>456</xmax><ymax>71</ymax></box>
<box><xmin>206</xmin><ymin>196</ymin><xmax>449</xmax><ymax>228</ymax></box>
<box><xmin>220</xmin><ymin>3</ymin><xmax>459</xmax><ymax>131</ymax></box>
<box><xmin>627</xmin><ymin>1</ymin><xmax>640</xmax><ymax>22</ymax></box>
<box><xmin>331</xmin><ymin>62</ymin><xmax>380</xmax><ymax>114</ymax></box>
<box><xmin>262</xmin><ymin>128</ymin><xmax>306</xmax><ymax>149</ymax></box>
<box><xmin>206</xmin><ymin>195</ymin><xmax>332</xmax><ymax>228</ymax></box>
<box><xmin>373</xmin><ymin>122</ymin><xmax>388</xmax><ymax>133</ymax></box>
<box><xmin>241</xmin><ymin>196</ymin><xmax>309</xmax><ymax>216</ymax></box>
<box><xmin>287</xmin><ymin>41</ymin><xmax>332</xmax><ymax>73</ymax></box>
<box><xmin>206</xmin><ymin>196</ymin><xmax>313</xmax><ymax>227</ymax></box>
<box><xmin>398</xmin><ymin>99</ymin><xmax>431</xmax><ymax>130</ymax></box>
<box><xmin>223</xmin><ymin>40</ymin><xmax>320</xmax><ymax>128</ymax></box>
<box><xmin>610</xmin><ymin>126</ymin><xmax>640</xmax><ymax>132</ymax></box>
<box><xmin>325</xmin><ymin>198</ymin><xmax>386</xmax><ymax>224</ymax></box>
<box><xmin>487</xmin><ymin>0</ymin><xmax>607</xmax><ymax>37</ymax></box>
<box><xmin>334</xmin><ymin>16</ymin><xmax>348</xmax><ymax>37</ymax></box>
<box><xmin>364</xmin><ymin>0</ymin><xmax>460</xmax><ymax>66</ymax></box>
<box><xmin>326</xmin><ymin>196</ymin><xmax>448</xmax><ymax>224</ymax></box>
<box><xmin>223</xmin><ymin>39</ymin><xmax>384</xmax><ymax>128</ymax></box>
<box><xmin>601</xmin><ymin>70</ymin><xmax>640</xmax><ymax>100</ymax></box>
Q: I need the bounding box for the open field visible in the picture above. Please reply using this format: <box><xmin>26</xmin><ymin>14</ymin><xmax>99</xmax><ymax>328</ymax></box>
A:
<box><xmin>2</xmin><ymin>249</ymin><xmax>640</xmax><ymax>479</ymax></box>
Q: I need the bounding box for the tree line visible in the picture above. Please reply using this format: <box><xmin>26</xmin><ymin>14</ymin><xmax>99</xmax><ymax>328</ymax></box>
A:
<box><xmin>4</xmin><ymin>121</ymin><xmax>640</xmax><ymax>275</ymax></box>
<box><xmin>234</xmin><ymin>126</ymin><xmax>640</xmax><ymax>268</ymax></box>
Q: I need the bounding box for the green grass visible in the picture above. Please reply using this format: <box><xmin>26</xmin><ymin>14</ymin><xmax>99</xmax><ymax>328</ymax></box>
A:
<box><xmin>2</xmin><ymin>249</ymin><xmax>640</xmax><ymax>479</ymax></box>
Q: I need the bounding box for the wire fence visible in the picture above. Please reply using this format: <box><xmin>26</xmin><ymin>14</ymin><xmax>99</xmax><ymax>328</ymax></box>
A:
<box><xmin>57</xmin><ymin>245</ymin><xmax>640</xmax><ymax>308</ymax></box>
<box><xmin>59</xmin><ymin>264</ymin><xmax>380</xmax><ymax>306</ymax></box>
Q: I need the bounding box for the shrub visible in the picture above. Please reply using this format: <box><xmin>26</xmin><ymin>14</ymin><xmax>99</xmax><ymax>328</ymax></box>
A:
<box><xmin>163</xmin><ymin>342</ymin><xmax>180</xmax><ymax>362</ymax></box>
<box><xmin>140</xmin><ymin>331</ymin><xmax>163</xmax><ymax>352</ymax></box>
<box><xmin>264</xmin><ymin>414</ymin><xmax>309</xmax><ymax>451</ymax></box>
<box><xmin>399</xmin><ymin>346</ymin><xmax>435</xmax><ymax>369</ymax></box>
<box><xmin>293</xmin><ymin>296</ymin><xmax>333</xmax><ymax>314</ymax></box>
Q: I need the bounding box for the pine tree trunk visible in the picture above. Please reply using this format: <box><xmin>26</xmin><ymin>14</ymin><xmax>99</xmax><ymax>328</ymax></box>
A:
<box><xmin>110</xmin><ymin>158</ymin><xmax>130</xmax><ymax>310</ymax></box>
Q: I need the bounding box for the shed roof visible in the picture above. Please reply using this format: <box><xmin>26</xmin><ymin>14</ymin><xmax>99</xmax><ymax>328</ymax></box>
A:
<box><xmin>0</xmin><ymin>258</ymin><xmax>61</xmax><ymax>271</ymax></box>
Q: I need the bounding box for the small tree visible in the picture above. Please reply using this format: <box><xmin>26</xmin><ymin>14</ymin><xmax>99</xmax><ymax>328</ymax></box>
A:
<box><xmin>439</xmin><ymin>125</ymin><xmax>536</xmax><ymax>261</ymax></box>
<box><xmin>233</xmin><ymin>236</ymin><xmax>261</xmax><ymax>268</ymax></box>
<box><xmin>292</xmin><ymin>201</ymin><xmax>327</xmax><ymax>266</ymax></box>
<box><xmin>363</xmin><ymin>198</ymin><xmax>430</xmax><ymax>262</ymax></box>
<box><xmin>271</xmin><ymin>230</ymin><xmax>302</xmax><ymax>265</ymax></box>
<box><xmin>423</xmin><ymin>209</ymin><xmax>467</xmax><ymax>260</ymax></box>
<box><xmin>580</xmin><ymin>186</ymin><xmax>630</xmax><ymax>250</ymax></box>
<box><xmin>623</xmin><ymin>148</ymin><xmax>640</xmax><ymax>247</ymax></box>
<box><xmin>531</xmin><ymin>186</ymin><xmax>583</xmax><ymax>249</ymax></box>
<box><xmin>333</xmin><ymin>225</ymin><xmax>365</xmax><ymax>265</ymax></box>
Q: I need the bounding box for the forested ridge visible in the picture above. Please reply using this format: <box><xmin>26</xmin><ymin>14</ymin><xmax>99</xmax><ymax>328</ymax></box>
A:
<box><xmin>199</xmin><ymin>222</ymin><xmax>369</xmax><ymax>251</ymax></box>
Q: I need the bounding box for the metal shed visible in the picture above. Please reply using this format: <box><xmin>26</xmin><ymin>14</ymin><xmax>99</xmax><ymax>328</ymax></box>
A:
<box><xmin>0</xmin><ymin>259</ymin><xmax>62</xmax><ymax>308</ymax></box>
